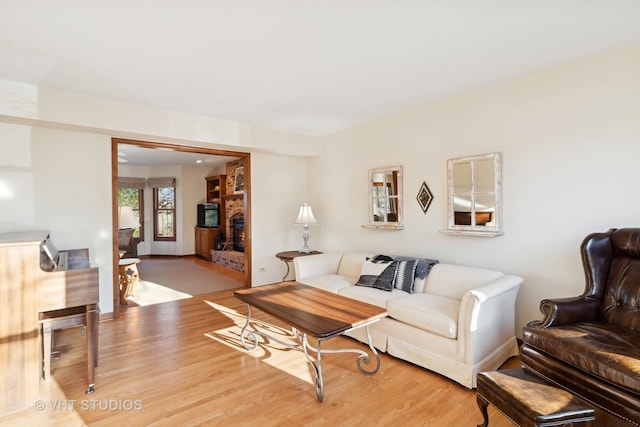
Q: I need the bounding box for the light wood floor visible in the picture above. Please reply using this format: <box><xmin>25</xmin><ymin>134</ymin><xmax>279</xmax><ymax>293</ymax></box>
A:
<box><xmin>119</xmin><ymin>255</ymin><xmax>246</xmax><ymax>312</ymax></box>
<box><xmin>1</xmin><ymin>285</ymin><xmax>520</xmax><ymax>427</ymax></box>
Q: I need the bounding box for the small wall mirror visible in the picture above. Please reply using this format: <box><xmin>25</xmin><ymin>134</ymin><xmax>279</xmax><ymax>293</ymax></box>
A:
<box><xmin>442</xmin><ymin>153</ymin><xmax>502</xmax><ymax>237</ymax></box>
<box><xmin>363</xmin><ymin>165</ymin><xmax>404</xmax><ymax>230</ymax></box>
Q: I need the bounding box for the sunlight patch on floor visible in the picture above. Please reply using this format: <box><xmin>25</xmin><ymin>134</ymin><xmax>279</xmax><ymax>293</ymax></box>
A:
<box><xmin>203</xmin><ymin>300</ymin><xmax>314</xmax><ymax>384</ymax></box>
<box><xmin>0</xmin><ymin>377</ymin><xmax>87</xmax><ymax>427</ymax></box>
<box><xmin>126</xmin><ymin>280</ymin><xmax>192</xmax><ymax>306</ymax></box>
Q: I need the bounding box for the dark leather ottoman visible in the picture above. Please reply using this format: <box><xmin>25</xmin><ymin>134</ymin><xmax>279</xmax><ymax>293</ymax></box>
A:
<box><xmin>476</xmin><ymin>368</ymin><xmax>595</xmax><ymax>426</ymax></box>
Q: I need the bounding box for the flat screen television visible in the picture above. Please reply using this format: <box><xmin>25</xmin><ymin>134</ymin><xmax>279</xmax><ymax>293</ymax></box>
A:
<box><xmin>197</xmin><ymin>203</ymin><xmax>220</xmax><ymax>228</ymax></box>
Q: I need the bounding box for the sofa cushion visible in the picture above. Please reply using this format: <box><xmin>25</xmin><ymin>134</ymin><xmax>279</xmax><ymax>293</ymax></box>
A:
<box><xmin>423</xmin><ymin>263</ymin><xmax>504</xmax><ymax>299</ymax></box>
<box><xmin>298</xmin><ymin>274</ymin><xmax>355</xmax><ymax>293</ymax></box>
<box><xmin>523</xmin><ymin>321</ymin><xmax>640</xmax><ymax>395</ymax></box>
<box><xmin>387</xmin><ymin>294</ymin><xmax>459</xmax><ymax>339</ymax></box>
<box><xmin>338</xmin><ymin>285</ymin><xmax>408</xmax><ymax>309</ymax></box>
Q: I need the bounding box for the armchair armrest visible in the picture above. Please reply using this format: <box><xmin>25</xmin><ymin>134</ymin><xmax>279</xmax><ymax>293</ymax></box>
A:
<box><xmin>458</xmin><ymin>275</ymin><xmax>523</xmax><ymax>365</ymax></box>
<box><xmin>526</xmin><ymin>295</ymin><xmax>600</xmax><ymax>329</ymax></box>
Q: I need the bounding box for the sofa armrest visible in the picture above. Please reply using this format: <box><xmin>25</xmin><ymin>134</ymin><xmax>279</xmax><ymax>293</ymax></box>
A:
<box><xmin>457</xmin><ymin>275</ymin><xmax>523</xmax><ymax>365</ymax></box>
<box><xmin>293</xmin><ymin>253</ymin><xmax>343</xmax><ymax>281</ymax></box>
<box><xmin>526</xmin><ymin>296</ymin><xmax>600</xmax><ymax>329</ymax></box>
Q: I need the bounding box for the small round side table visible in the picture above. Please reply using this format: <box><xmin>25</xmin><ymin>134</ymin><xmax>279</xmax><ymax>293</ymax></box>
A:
<box><xmin>275</xmin><ymin>250</ymin><xmax>323</xmax><ymax>281</ymax></box>
<box><xmin>118</xmin><ymin>257</ymin><xmax>141</xmax><ymax>305</ymax></box>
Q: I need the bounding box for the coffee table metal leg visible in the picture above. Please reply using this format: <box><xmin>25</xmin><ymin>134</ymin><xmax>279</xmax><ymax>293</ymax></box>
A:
<box><xmin>303</xmin><ymin>324</ymin><xmax>381</xmax><ymax>376</ymax></box>
<box><xmin>238</xmin><ymin>306</ymin><xmax>380</xmax><ymax>403</ymax></box>
<box><xmin>239</xmin><ymin>304</ymin><xmax>259</xmax><ymax>350</ymax></box>
<box><xmin>358</xmin><ymin>324</ymin><xmax>381</xmax><ymax>375</ymax></box>
<box><xmin>239</xmin><ymin>304</ymin><xmax>298</xmax><ymax>351</ymax></box>
<box><xmin>301</xmin><ymin>334</ymin><xmax>325</xmax><ymax>402</ymax></box>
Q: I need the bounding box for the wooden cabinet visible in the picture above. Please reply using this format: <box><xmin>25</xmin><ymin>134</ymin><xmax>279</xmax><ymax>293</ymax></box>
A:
<box><xmin>196</xmin><ymin>175</ymin><xmax>227</xmax><ymax>260</ymax></box>
<box><xmin>206</xmin><ymin>175</ymin><xmax>226</xmax><ymax>203</ymax></box>
<box><xmin>195</xmin><ymin>227</ymin><xmax>220</xmax><ymax>260</ymax></box>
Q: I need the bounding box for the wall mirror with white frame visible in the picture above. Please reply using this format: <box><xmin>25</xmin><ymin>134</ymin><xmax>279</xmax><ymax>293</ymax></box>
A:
<box><xmin>363</xmin><ymin>165</ymin><xmax>404</xmax><ymax>230</ymax></box>
<box><xmin>442</xmin><ymin>153</ymin><xmax>502</xmax><ymax>237</ymax></box>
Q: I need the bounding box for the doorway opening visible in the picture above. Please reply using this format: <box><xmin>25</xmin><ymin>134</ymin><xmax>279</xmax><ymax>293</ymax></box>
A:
<box><xmin>111</xmin><ymin>138</ymin><xmax>251</xmax><ymax>318</ymax></box>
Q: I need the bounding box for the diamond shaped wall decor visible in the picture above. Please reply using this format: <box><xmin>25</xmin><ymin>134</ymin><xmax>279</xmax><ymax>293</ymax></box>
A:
<box><xmin>417</xmin><ymin>181</ymin><xmax>433</xmax><ymax>214</ymax></box>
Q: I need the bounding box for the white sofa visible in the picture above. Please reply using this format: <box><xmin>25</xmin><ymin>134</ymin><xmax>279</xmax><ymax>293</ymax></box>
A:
<box><xmin>293</xmin><ymin>252</ymin><xmax>523</xmax><ymax>389</ymax></box>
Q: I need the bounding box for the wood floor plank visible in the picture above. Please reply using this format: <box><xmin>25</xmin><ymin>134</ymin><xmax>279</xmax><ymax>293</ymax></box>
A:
<box><xmin>0</xmin><ymin>288</ymin><xmax>519</xmax><ymax>427</ymax></box>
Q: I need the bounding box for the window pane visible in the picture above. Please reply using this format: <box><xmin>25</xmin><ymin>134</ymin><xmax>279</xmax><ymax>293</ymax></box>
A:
<box><xmin>118</xmin><ymin>188</ymin><xmax>139</xmax><ymax>208</ymax></box>
<box><xmin>118</xmin><ymin>187</ymin><xmax>143</xmax><ymax>238</ymax></box>
<box><xmin>157</xmin><ymin>187</ymin><xmax>175</xmax><ymax>209</ymax></box>
<box><xmin>154</xmin><ymin>186</ymin><xmax>175</xmax><ymax>240</ymax></box>
<box><xmin>156</xmin><ymin>210</ymin><xmax>174</xmax><ymax>237</ymax></box>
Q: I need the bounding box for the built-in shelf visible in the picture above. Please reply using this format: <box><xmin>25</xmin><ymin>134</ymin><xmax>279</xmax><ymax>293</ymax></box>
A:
<box><xmin>206</xmin><ymin>175</ymin><xmax>226</xmax><ymax>204</ymax></box>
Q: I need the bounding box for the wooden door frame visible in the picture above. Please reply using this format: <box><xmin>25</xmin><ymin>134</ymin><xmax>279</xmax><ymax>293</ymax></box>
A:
<box><xmin>111</xmin><ymin>138</ymin><xmax>252</xmax><ymax>319</ymax></box>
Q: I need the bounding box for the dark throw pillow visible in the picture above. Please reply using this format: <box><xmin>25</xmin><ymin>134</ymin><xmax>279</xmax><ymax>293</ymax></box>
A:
<box><xmin>372</xmin><ymin>261</ymin><xmax>398</xmax><ymax>291</ymax></box>
<box><xmin>356</xmin><ymin>258</ymin><xmax>395</xmax><ymax>291</ymax></box>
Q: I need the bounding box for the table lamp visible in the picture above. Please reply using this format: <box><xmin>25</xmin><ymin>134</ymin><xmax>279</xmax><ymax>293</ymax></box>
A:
<box><xmin>118</xmin><ymin>206</ymin><xmax>141</xmax><ymax>229</ymax></box>
<box><xmin>294</xmin><ymin>203</ymin><xmax>318</xmax><ymax>253</ymax></box>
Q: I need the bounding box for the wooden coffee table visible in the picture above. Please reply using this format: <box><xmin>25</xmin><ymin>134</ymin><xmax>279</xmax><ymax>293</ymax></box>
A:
<box><xmin>233</xmin><ymin>281</ymin><xmax>388</xmax><ymax>402</ymax></box>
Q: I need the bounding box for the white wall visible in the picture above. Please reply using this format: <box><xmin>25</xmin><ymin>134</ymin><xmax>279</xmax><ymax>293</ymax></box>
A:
<box><xmin>312</xmin><ymin>43</ymin><xmax>640</xmax><ymax>335</ymax></box>
<box><xmin>0</xmin><ymin>125</ymin><xmax>114</xmax><ymax>314</ymax></box>
<box><xmin>250</xmin><ymin>152</ymin><xmax>311</xmax><ymax>285</ymax></box>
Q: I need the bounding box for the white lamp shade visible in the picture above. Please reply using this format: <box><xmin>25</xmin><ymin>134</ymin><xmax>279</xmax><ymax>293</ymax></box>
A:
<box><xmin>294</xmin><ymin>203</ymin><xmax>318</xmax><ymax>226</ymax></box>
<box><xmin>118</xmin><ymin>206</ymin><xmax>141</xmax><ymax>229</ymax></box>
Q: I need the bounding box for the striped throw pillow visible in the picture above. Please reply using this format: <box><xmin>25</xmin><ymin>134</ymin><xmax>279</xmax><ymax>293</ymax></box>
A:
<box><xmin>393</xmin><ymin>259</ymin><xmax>419</xmax><ymax>293</ymax></box>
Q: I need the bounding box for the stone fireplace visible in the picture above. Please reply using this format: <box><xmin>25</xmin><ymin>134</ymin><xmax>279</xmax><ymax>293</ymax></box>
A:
<box><xmin>231</xmin><ymin>215</ymin><xmax>244</xmax><ymax>252</ymax></box>
<box><xmin>211</xmin><ymin>159</ymin><xmax>245</xmax><ymax>273</ymax></box>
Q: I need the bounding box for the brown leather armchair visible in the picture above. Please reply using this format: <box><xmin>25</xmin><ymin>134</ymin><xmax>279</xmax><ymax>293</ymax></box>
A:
<box><xmin>118</xmin><ymin>228</ymin><xmax>141</xmax><ymax>258</ymax></box>
<box><xmin>521</xmin><ymin>228</ymin><xmax>640</xmax><ymax>426</ymax></box>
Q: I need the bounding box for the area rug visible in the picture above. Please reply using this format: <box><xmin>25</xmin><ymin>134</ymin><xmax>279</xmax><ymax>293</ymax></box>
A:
<box><xmin>128</xmin><ymin>258</ymin><xmax>243</xmax><ymax>306</ymax></box>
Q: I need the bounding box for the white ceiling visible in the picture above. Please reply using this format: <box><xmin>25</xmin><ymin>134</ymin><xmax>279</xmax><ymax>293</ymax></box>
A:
<box><xmin>2</xmin><ymin>1</ymin><xmax>640</xmax><ymax>137</ymax></box>
<box><xmin>117</xmin><ymin>144</ymin><xmax>238</xmax><ymax>167</ymax></box>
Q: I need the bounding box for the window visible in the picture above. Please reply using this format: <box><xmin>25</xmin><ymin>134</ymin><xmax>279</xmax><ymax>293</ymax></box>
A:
<box><xmin>117</xmin><ymin>179</ymin><xmax>145</xmax><ymax>240</ymax></box>
<box><xmin>153</xmin><ymin>185</ymin><xmax>176</xmax><ymax>241</ymax></box>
